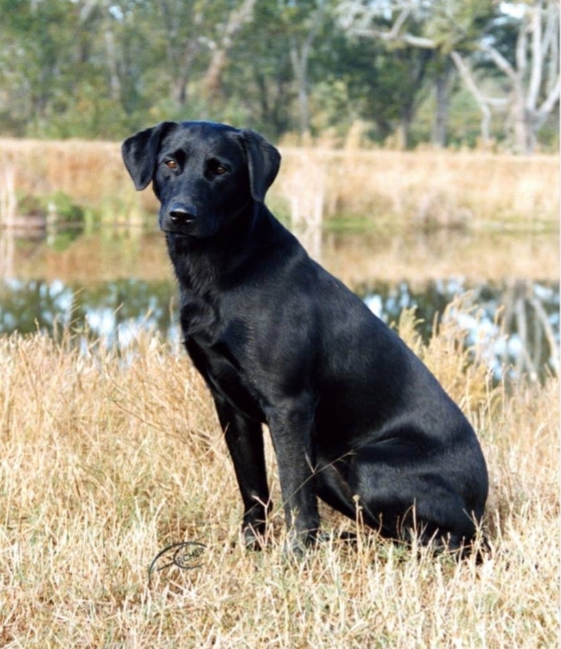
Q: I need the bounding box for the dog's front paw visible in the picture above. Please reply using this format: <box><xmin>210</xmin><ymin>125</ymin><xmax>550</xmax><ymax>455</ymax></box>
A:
<box><xmin>242</xmin><ymin>523</ymin><xmax>267</xmax><ymax>551</ymax></box>
<box><xmin>282</xmin><ymin>528</ymin><xmax>319</xmax><ymax>558</ymax></box>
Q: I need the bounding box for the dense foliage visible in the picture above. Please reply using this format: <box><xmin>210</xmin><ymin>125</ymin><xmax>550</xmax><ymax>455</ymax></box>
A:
<box><xmin>0</xmin><ymin>0</ymin><xmax>558</xmax><ymax>150</ymax></box>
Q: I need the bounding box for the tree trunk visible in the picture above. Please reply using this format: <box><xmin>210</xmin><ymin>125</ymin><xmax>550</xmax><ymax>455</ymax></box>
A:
<box><xmin>160</xmin><ymin>0</ymin><xmax>206</xmax><ymax>108</ymax></box>
<box><xmin>398</xmin><ymin>104</ymin><xmax>414</xmax><ymax>149</ymax></box>
<box><xmin>290</xmin><ymin>43</ymin><xmax>311</xmax><ymax>138</ymax></box>
<box><xmin>205</xmin><ymin>49</ymin><xmax>228</xmax><ymax>98</ymax></box>
<box><xmin>432</xmin><ymin>58</ymin><xmax>452</xmax><ymax>147</ymax></box>
<box><xmin>288</xmin><ymin>4</ymin><xmax>326</xmax><ymax>139</ymax></box>
<box><xmin>203</xmin><ymin>0</ymin><xmax>257</xmax><ymax>99</ymax></box>
<box><xmin>172</xmin><ymin>40</ymin><xmax>201</xmax><ymax>107</ymax></box>
<box><xmin>512</xmin><ymin>90</ymin><xmax>536</xmax><ymax>154</ymax></box>
<box><xmin>104</xmin><ymin>25</ymin><xmax>121</xmax><ymax>103</ymax></box>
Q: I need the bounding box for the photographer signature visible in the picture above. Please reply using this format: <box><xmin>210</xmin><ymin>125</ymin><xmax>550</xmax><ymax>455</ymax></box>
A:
<box><xmin>148</xmin><ymin>541</ymin><xmax>206</xmax><ymax>585</ymax></box>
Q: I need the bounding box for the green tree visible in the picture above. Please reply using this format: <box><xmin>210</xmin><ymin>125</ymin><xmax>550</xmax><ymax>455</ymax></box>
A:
<box><xmin>338</xmin><ymin>0</ymin><xmax>559</xmax><ymax>151</ymax></box>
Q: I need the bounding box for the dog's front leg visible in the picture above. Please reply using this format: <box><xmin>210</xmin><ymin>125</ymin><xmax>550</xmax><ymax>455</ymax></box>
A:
<box><xmin>267</xmin><ymin>398</ymin><xmax>320</xmax><ymax>554</ymax></box>
<box><xmin>213</xmin><ymin>396</ymin><xmax>271</xmax><ymax>548</ymax></box>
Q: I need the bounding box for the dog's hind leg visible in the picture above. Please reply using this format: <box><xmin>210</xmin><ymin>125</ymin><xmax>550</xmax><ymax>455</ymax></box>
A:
<box><xmin>316</xmin><ymin>453</ymin><xmax>480</xmax><ymax>553</ymax></box>
<box><xmin>348</xmin><ymin>459</ymin><xmax>480</xmax><ymax>551</ymax></box>
<box><xmin>314</xmin><ymin>460</ymin><xmax>364</xmax><ymax>521</ymax></box>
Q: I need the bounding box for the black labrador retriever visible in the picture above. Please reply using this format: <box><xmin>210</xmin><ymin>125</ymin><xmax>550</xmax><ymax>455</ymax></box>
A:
<box><xmin>122</xmin><ymin>121</ymin><xmax>488</xmax><ymax>555</ymax></box>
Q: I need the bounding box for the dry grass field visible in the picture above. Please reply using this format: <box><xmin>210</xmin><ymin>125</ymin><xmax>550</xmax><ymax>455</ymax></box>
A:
<box><xmin>0</xmin><ymin>138</ymin><xmax>558</xmax><ymax>646</ymax></box>
<box><xmin>0</xmin><ymin>138</ymin><xmax>558</xmax><ymax>229</ymax></box>
<box><xmin>1</xmin><ymin>303</ymin><xmax>558</xmax><ymax>648</ymax></box>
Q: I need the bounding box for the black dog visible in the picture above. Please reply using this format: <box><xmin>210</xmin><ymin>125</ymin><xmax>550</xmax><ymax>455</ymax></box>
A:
<box><xmin>122</xmin><ymin>121</ymin><xmax>488</xmax><ymax>555</ymax></box>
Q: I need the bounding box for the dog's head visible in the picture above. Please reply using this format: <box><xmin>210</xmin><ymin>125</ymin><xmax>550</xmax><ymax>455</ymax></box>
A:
<box><xmin>122</xmin><ymin>121</ymin><xmax>281</xmax><ymax>238</ymax></box>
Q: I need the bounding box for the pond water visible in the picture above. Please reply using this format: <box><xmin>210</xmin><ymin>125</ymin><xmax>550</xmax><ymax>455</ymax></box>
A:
<box><xmin>0</xmin><ymin>225</ymin><xmax>558</xmax><ymax>383</ymax></box>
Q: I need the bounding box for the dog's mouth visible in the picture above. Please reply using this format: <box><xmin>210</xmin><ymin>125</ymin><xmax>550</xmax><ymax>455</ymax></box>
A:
<box><xmin>159</xmin><ymin>218</ymin><xmax>196</xmax><ymax>237</ymax></box>
<box><xmin>161</xmin><ymin>227</ymin><xmax>192</xmax><ymax>236</ymax></box>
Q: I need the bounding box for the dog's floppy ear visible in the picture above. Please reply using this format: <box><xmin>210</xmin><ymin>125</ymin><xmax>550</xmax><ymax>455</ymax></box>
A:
<box><xmin>121</xmin><ymin>121</ymin><xmax>180</xmax><ymax>190</ymax></box>
<box><xmin>239</xmin><ymin>129</ymin><xmax>281</xmax><ymax>203</ymax></box>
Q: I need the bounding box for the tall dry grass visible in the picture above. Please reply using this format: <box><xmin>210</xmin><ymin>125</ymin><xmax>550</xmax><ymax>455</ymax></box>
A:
<box><xmin>0</xmin><ymin>138</ymin><xmax>558</xmax><ymax>228</ymax></box>
<box><xmin>276</xmin><ymin>147</ymin><xmax>559</xmax><ymax>228</ymax></box>
<box><xmin>0</xmin><ymin>304</ymin><xmax>558</xmax><ymax>647</ymax></box>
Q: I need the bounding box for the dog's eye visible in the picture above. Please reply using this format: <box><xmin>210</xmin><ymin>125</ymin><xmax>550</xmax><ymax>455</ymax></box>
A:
<box><xmin>206</xmin><ymin>159</ymin><xmax>228</xmax><ymax>178</ymax></box>
<box><xmin>164</xmin><ymin>160</ymin><xmax>178</xmax><ymax>170</ymax></box>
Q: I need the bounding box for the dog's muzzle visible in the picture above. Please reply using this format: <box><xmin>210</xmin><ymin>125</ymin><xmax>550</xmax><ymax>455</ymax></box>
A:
<box><xmin>161</xmin><ymin>203</ymin><xmax>198</xmax><ymax>234</ymax></box>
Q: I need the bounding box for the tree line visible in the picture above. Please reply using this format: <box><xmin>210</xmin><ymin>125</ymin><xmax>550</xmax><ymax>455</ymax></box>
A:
<box><xmin>0</xmin><ymin>0</ymin><xmax>558</xmax><ymax>152</ymax></box>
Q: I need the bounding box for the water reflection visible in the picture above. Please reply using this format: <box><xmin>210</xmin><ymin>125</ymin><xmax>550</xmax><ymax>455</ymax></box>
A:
<box><xmin>356</xmin><ymin>278</ymin><xmax>559</xmax><ymax>382</ymax></box>
<box><xmin>0</xmin><ymin>276</ymin><xmax>557</xmax><ymax>382</ymax></box>
<box><xmin>0</xmin><ymin>278</ymin><xmax>177</xmax><ymax>346</ymax></box>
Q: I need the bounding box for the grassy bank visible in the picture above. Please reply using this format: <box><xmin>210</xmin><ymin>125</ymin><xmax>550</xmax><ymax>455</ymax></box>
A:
<box><xmin>0</xmin><ymin>307</ymin><xmax>558</xmax><ymax>647</ymax></box>
<box><xmin>0</xmin><ymin>138</ymin><xmax>558</xmax><ymax>229</ymax></box>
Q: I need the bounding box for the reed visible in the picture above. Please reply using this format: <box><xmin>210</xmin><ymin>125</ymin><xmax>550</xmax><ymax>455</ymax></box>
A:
<box><xmin>276</xmin><ymin>146</ymin><xmax>559</xmax><ymax>228</ymax></box>
<box><xmin>0</xmin><ymin>310</ymin><xmax>557</xmax><ymax>647</ymax></box>
<box><xmin>0</xmin><ymin>138</ymin><xmax>558</xmax><ymax>228</ymax></box>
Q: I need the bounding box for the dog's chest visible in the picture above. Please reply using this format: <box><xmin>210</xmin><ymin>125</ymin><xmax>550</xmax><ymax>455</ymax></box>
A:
<box><xmin>180</xmin><ymin>298</ymin><xmax>265</xmax><ymax>421</ymax></box>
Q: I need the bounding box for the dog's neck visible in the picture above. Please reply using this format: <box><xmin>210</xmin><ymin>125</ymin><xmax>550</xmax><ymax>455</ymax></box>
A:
<box><xmin>165</xmin><ymin>203</ymin><xmax>289</xmax><ymax>297</ymax></box>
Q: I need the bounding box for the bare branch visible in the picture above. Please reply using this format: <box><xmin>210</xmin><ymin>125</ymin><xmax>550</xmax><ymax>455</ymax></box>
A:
<box><xmin>219</xmin><ymin>0</ymin><xmax>257</xmax><ymax>43</ymax></box>
<box><xmin>537</xmin><ymin>75</ymin><xmax>561</xmax><ymax>123</ymax></box>
<box><xmin>481</xmin><ymin>43</ymin><xmax>517</xmax><ymax>82</ymax></box>
<box><xmin>450</xmin><ymin>51</ymin><xmax>507</xmax><ymax>106</ymax></box>
<box><xmin>544</xmin><ymin>1</ymin><xmax>560</xmax><ymax>95</ymax></box>
<box><xmin>391</xmin><ymin>8</ymin><xmax>412</xmax><ymax>39</ymax></box>
<box><xmin>401</xmin><ymin>33</ymin><xmax>438</xmax><ymax>49</ymax></box>
<box><xmin>527</xmin><ymin>1</ymin><xmax>544</xmax><ymax>111</ymax></box>
<box><xmin>346</xmin><ymin>2</ymin><xmax>436</xmax><ymax>49</ymax></box>
<box><xmin>78</xmin><ymin>0</ymin><xmax>98</xmax><ymax>24</ymax></box>
<box><xmin>515</xmin><ymin>10</ymin><xmax>528</xmax><ymax>79</ymax></box>
<box><xmin>353</xmin><ymin>28</ymin><xmax>437</xmax><ymax>49</ymax></box>
<box><xmin>541</xmin><ymin>0</ymin><xmax>556</xmax><ymax>64</ymax></box>
<box><xmin>450</xmin><ymin>51</ymin><xmax>492</xmax><ymax>143</ymax></box>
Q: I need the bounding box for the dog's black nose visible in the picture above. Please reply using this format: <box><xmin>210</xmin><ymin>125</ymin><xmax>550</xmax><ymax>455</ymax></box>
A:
<box><xmin>169</xmin><ymin>204</ymin><xmax>197</xmax><ymax>224</ymax></box>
